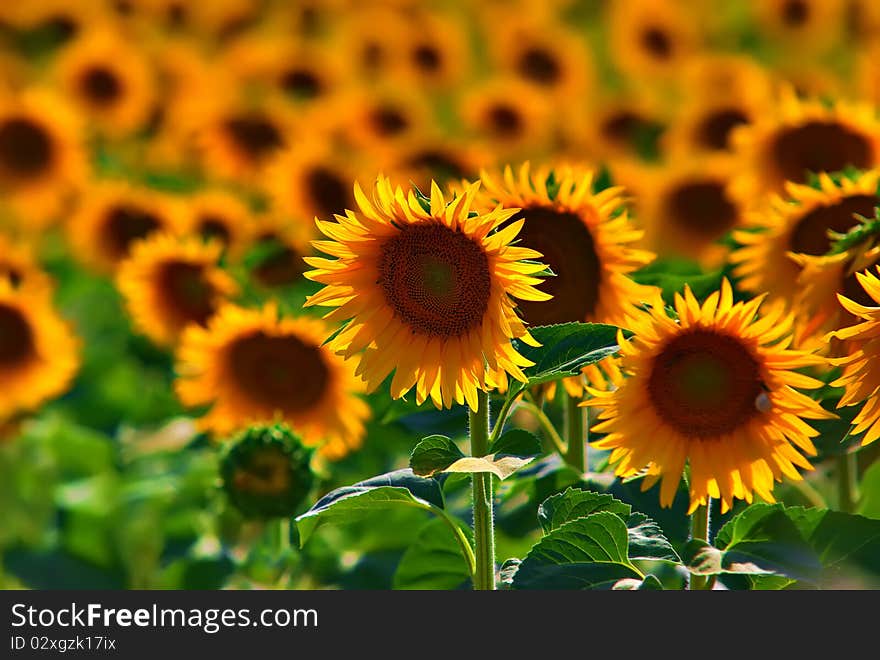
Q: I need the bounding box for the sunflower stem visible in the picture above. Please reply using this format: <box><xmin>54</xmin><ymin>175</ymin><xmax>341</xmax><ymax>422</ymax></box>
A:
<box><xmin>488</xmin><ymin>391</ymin><xmax>521</xmax><ymax>445</ymax></box>
<box><xmin>469</xmin><ymin>390</ymin><xmax>496</xmax><ymax>590</ymax></box>
<box><xmin>278</xmin><ymin>518</ymin><xmax>291</xmax><ymax>554</ymax></box>
<box><xmin>837</xmin><ymin>451</ymin><xmax>858</xmax><ymax>513</ymax></box>
<box><xmin>518</xmin><ymin>399</ymin><xmax>567</xmax><ymax>457</ymax></box>
<box><xmin>564</xmin><ymin>393</ymin><xmax>587</xmax><ymax>474</ymax></box>
<box><xmin>689</xmin><ymin>500</ymin><xmax>712</xmax><ymax>590</ymax></box>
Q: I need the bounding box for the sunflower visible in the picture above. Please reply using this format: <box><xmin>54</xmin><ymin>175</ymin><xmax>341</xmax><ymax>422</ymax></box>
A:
<box><xmin>266</xmin><ymin>141</ymin><xmax>359</xmax><ymax>225</ymax></box>
<box><xmin>0</xmin><ymin>88</ymin><xmax>86</xmax><ymax>228</ymax></box>
<box><xmin>828</xmin><ymin>267</ymin><xmax>880</xmax><ymax>445</ymax></box>
<box><xmin>246</xmin><ymin>215</ymin><xmax>314</xmax><ymax>289</ymax></box>
<box><xmin>181</xmin><ymin>189</ymin><xmax>254</xmax><ymax>261</ymax></box>
<box><xmin>475</xmin><ymin>163</ymin><xmax>655</xmax><ymax>328</ymax></box>
<box><xmin>459</xmin><ymin>78</ymin><xmax>552</xmax><ymax>160</ymax></box>
<box><xmin>0</xmin><ymin>278</ymin><xmax>80</xmax><ymax>419</ymax></box>
<box><xmin>382</xmin><ymin>137</ymin><xmax>492</xmax><ymax>194</ymax></box>
<box><xmin>340</xmin><ymin>85</ymin><xmax>431</xmax><ymax>152</ymax></box>
<box><xmin>175</xmin><ymin>302</ymin><xmax>370</xmax><ymax>459</ymax></box>
<box><xmin>790</xmin><ymin>244</ymin><xmax>880</xmax><ymax>347</ymax></box>
<box><xmin>585</xmin><ymin>280</ymin><xmax>834</xmax><ymax>513</ymax></box>
<box><xmin>68</xmin><ymin>182</ymin><xmax>186</xmax><ymax>273</ymax></box>
<box><xmin>582</xmin><ymin>94</ymin><xmax>668</xmax><ymax>162</ymax></box>
<box><xmin>10</xmin><ymin>0</ymin><xmax>100</xmax><ymax>45</ymax></box>
<box><xmin>752</xmin><ymin>0</ymin><xmax>845</xmax><ymax>56</ymax></box>
<box><xmin>117</xmin><ymin>233</ymin><xmax>238</xmax><ymax>347</ymax></box>
<box><xmin>394</xmin><ymin>11</ymin><xmax>470</xmax><ymax>90</ymax></box>
<box><xmin>55</xmin><ymin>27</ymin><xmax>156</xmax><ymax>137</ymax></box>
<box><xmin>731</xmin><ymin>170</ymin><xmax>880</xmax><ymax>303</ymax></box>
<box><xmin>304</xmin><ymin>176</ymin><xmax>550</xmax><ymax>410</ymax></box>
<box><xmin>489</xmin><ymin>15</ymin><xmax>592</xmax><ymax>100</ymax></box>
<box><xmin>638</xmin><ymin>156</ymin><xmax>746</xmax><ymax>266</ymax></box>
<box><xmin>0</xmin><ymin>234</ymin><xmax>53</xmax><ymax>294</ymax></box>
<box><xmin>195</xmin><ymin>94</ymin><xmax>296</xmax><ymax>183</ymax></box>
<box><xmin>335</xmin><ymin>5</ymin><xmax>410</xmax><ymax>79</ymax></box>
<box><xmin>607</xmin><ymin>0</ymin><xmax>700</xmax><ymax>82</ymax></box>
<box><xmin>730</xmin><ymin>87</ymin><xmax>880</xmax><ymax>200</ymax></box>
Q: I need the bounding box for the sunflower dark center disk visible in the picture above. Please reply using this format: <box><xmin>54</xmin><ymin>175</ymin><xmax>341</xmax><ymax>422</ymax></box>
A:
<box><xmin>157</xmin><ymin>261</ymin><xmax>216</xmax><ymax>327</ymax></box>
<box><xmin>517</xmin><ymin>47</ymin><xmax>561</xmax><ymax>85</ymax></box>
<box><xmin>664</xmin><ymin>180</ymin><xmax>739</xmax><ymax>239</ymax></box>
<box><xmin>370</xmin><ymin>107</ymin><xmax>408</xmax><ymax>136</ymax></box>
<box><xmin>42</xmin><ymin>14</ymin><xmax>78</xmax><ymax>42</ymax></box>
<box><xmin>407</xmin><ymin>150</ymin><xmax>467</xmax><ymax>183</ymax></box>
<box><xmin>412</xmin><ymin>44</ymin><xmax>442</xmax><ymax>72</ymax></box>
<box><xmin>641</xmin><ymin>27</ymin><xmax>673</xmax><ymax>59</ymax></box>
<box><xmin>488</xmin><ymin>104</ymin><xmax>523</xmax><ymax>138</ymax></box>
<box><xmin>1</xmin><ymin>265</ymin><xmax>23</xmax><ymax>288</ymax></box>
<box><xmin>0</xmin><ymin>304</ymin><xmax>33</xmax><ymax>367</ymax></box>
<box><xmin>104</xmin><ymin>205</ymin><xmax>162</xmax><ymax>260</ymax></box>
<box><xmin>305</xmin><ymin>166</ymin><xmax>352</xmax><ymax>219</ymax></box>
<box><xmin>229</xmin><ymin>331</ymin><xmax>329</xmax><ymax>412</ymax></box>
<box><xmin>771</xmin><ymin>121</ymin><xmax>873</xmax><ymax>185</ymax></box>
<box><xmin>223</xmin><ymin>115</ymin><xmax>283</xmax><ymax>161</ymax></box>
<box><xmin>789</xmin><ymin>194</ymin><xmax>880</xmax><ymax>255</ymax></box>
<box><xmin>508</xmin><ymin>206</ymin><xmax>600</xmax><ymax>325</ymax></box>
<box><xmin>197</xmin><ymin>215</ymin><xmax>232</xmax><ymax>245</ymax></box>
<box><xmin>379</xmin><ymin>223</ymin><xmax>491</xmax><ymax>338</ymax></box>
<box><xmin>648</xmin><ymin>329</ymin><xmax>764</xmax><ymax>437</ymax></box>
<box><xmin>80</xmin><ymin>66</ymin><xmax>123</xmax><ymax>105</ymax></box>
<box><xmin>0</xmin><ymin>118</ymin><xmax>53</xmax><ymax>178</ymax></box>
<box><xmin>842</xmin><ymin>268</ymin><xmax>878</xmax><ymax>309</ymax></box>
<box><xmin>233</xmin><ymin>448</ymin><xmax>291</xmax><ymax>496</ymax></box>
<box><xmin>361</xmin><ymin>41</ymin><xmax>383</xmax><ymax>71</ymax></box>
<box><xmin>782</xmin><ymin>0</ymin><xmax>809</xmax><ymax>26</ymax></box>
<box><xmin>697</xmin><ymin>108</ymin><xmax>750</xmax><ymax>150</ymax></box>
<box><xmin>280</xmin><ymin>68</ymin><xmax>323</xmax><ymax>99</ymax></box>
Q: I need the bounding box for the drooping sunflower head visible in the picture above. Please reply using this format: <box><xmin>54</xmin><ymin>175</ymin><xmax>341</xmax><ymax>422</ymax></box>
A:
<box><xmin>586</xmin><ymin>279</ymin><xmax>834</xmax><ymax>513</ymax></box>
<box><xmin>0</xmin><ymin>278</ymin><xmax>80</xmax><ymax>419</ymax></box>
<box><xmin>731</xmin><ymin>170</ymin><xmax>880</xmax><ymax>303</ymax></box>
<box><xmin>828</xmin><ymin>266</ymin><xmax>880</xmax><ymax>446</ymax></box>
<box><xmin>731</xmin><ymin>87</ymin><xmax>880</xmax><ymax>199</ymax></box>
<box><xmin>68</xmin><ymin>182</ymin><xmax>186</xmax><ymax>273</ymax></box>
<box><xmin>0</xmin><ymin>88</ymin><xmax>86</xmax><ymax>226</ymax></box>
<box><xmin>475</xmin><ymin>163</ymin><xmax>655</xmax><ymax>328</ymax></box>
<box><xmin>607</xmin><ymin>0</ymin><xmax>699</xmax><ymax>81</ymax></box>
<box><xmin>638</xmin><ymin>156</ymin><xmax>746</xmax><ymax>266</ymax></box>
<box><xmin>55</xmin><ymin>27</ymin><xmax>156</xmax><ymax>137</ymax></box>
<box><xmin>175</xmin><ymin>303</ymin><xmax>369</xmax><ymax>459</ymax></box>
<box><xmin>117</xmin><ymin>233</ymin><xmax>239</xmax><ymax>347</ymax></box>
<box><xmin>220</xmin><ymin>423</ymin><xmax>314</xmax><ymax>519</ymax></box>
<box><xmin>304</xmin><ymin>176</ymin><xmax>551</xmax><ymax>410</ymax></box>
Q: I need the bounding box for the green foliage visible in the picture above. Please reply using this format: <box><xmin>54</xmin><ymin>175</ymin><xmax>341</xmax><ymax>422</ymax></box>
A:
<box><xmin>394</xmin><ymin>519</ymin><xmax>473</xmax><ymax>590</ymax></box>
<box><xmin>511</xmin><ymin>322</ymin><xmax>624</xmax><ymax>390</ymax></box>
<box><xmin>410</xmin><ymin>435</ymin><xmax>465</xmax><ymax>477</ymax></box>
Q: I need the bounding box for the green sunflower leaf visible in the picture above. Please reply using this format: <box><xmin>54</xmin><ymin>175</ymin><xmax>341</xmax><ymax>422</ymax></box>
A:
<box><xmin>410</xmin><ymin>435</ymin><xmax>465</xmax><ymax>477</ymax></box>
<box><xmin>511</xmin><ymin>512</ymin><xmax>642</xmax><ymax>589</ymax></box>
<box><xmin>393</xmin><ymin>518</ymin><xmax>473</xmax><ymax>590</ymax></box>
<box><xmin>684</xmin><ymin>504</ymin><xmax>821</xmax><ymax>583</ymax></box>
<box><xmin>538</xmin><ymin>487</ymin><xmax>632</xmax><ymax>534</ymax></box>
<box><xmin>512</xmin><ymin>322</ymin><xmax>624</xmax><ymax>389</ymax></box>
<box><xmin>487</xmin><ymin>429</ymin><xmax>543</xmax><ymax>458</ymax></box>
<box><xmin>442</xmin><ymin>454</ymin><xmax>535</xmax><ymax>480</ymax></box>
<box><xmin>295</xmin><ymin>469</ymin><xmax>444</xmax><ymax>546</ymax></box>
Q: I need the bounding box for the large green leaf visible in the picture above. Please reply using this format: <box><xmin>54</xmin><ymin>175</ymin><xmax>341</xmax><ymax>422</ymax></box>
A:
<box><xmin>410</xmin><ymin>435</ymin><xmax>465</xmax><ymax>477</ymax></box>
<box><xmin>857</xmin><ymin>460</ymin><xmax>880</xmax><ymax>520</ymax></box>
<box><xmin>295</xmin><ymin>469</ymin><xmax>444</xmax><ymax>545</ymax></box>
<box><xmin>512</xmin><ymin>322</ymin><xmax>623</xmax><ymax>388</ymax></box>
<box><xmin>685</xmin><ymin>504</ymin><xmax>821</xmax><ymax>583</ymax></box>
<box><xmin>511</xmin><ymin>513</ymin><xmax>640</xmax><ymax>589</ymax></box>
<box><xmin>626</xmin><ymin>513</ymin><xmax>681</xmax><ymax>563</ymax></box>
<box><xmin>393</xmin><ymin>518</ymin><xmax>473</xmax><ymax>590</ymax></box>
<box><xmin>538</xmin><ymin>487</ymin><xmax>631</xmax><ymax>534</ymax></box>
<box><xmin>785</xmin><ymin>507</ymin><xmax>880</xmax><ymax>588</ymax></box>
<box><xmin>488</xmin><ymin>429</ymin><xmax>543</xmax><ymax>458</ymax></box>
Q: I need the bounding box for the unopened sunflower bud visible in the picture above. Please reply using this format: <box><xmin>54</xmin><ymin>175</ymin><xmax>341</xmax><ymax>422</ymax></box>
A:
<box><xmin>220</xmin><ymin>424</ymin><xmax>314</xmax><ymax>519</ymax></box>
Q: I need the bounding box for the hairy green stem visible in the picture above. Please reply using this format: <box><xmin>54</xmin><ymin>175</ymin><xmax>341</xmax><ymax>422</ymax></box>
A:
<box><xmin>564</xmin><ymin>393</ymin><xmax>586</xmax><ymax>473</ymax></box>
<box><xmin>470</xmin><ymin>390</ymin><xmax>495</xmax><ymax>590</ymax></box>
<box><xmin>488</xmin><ymin>391</ymin><xmax>521</xmax><ymax>445</ymax></box>
<box><xmin>689</xmin><ymin>500</ymin><xmax>711</xmax><ymax>591</ymax></box>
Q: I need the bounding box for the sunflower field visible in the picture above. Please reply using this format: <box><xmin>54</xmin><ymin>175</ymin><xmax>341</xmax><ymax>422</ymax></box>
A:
<box><xmin>2</xmin><ymin>0</ymin><xmax>880</xmax><ymax>593</ymax></box>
